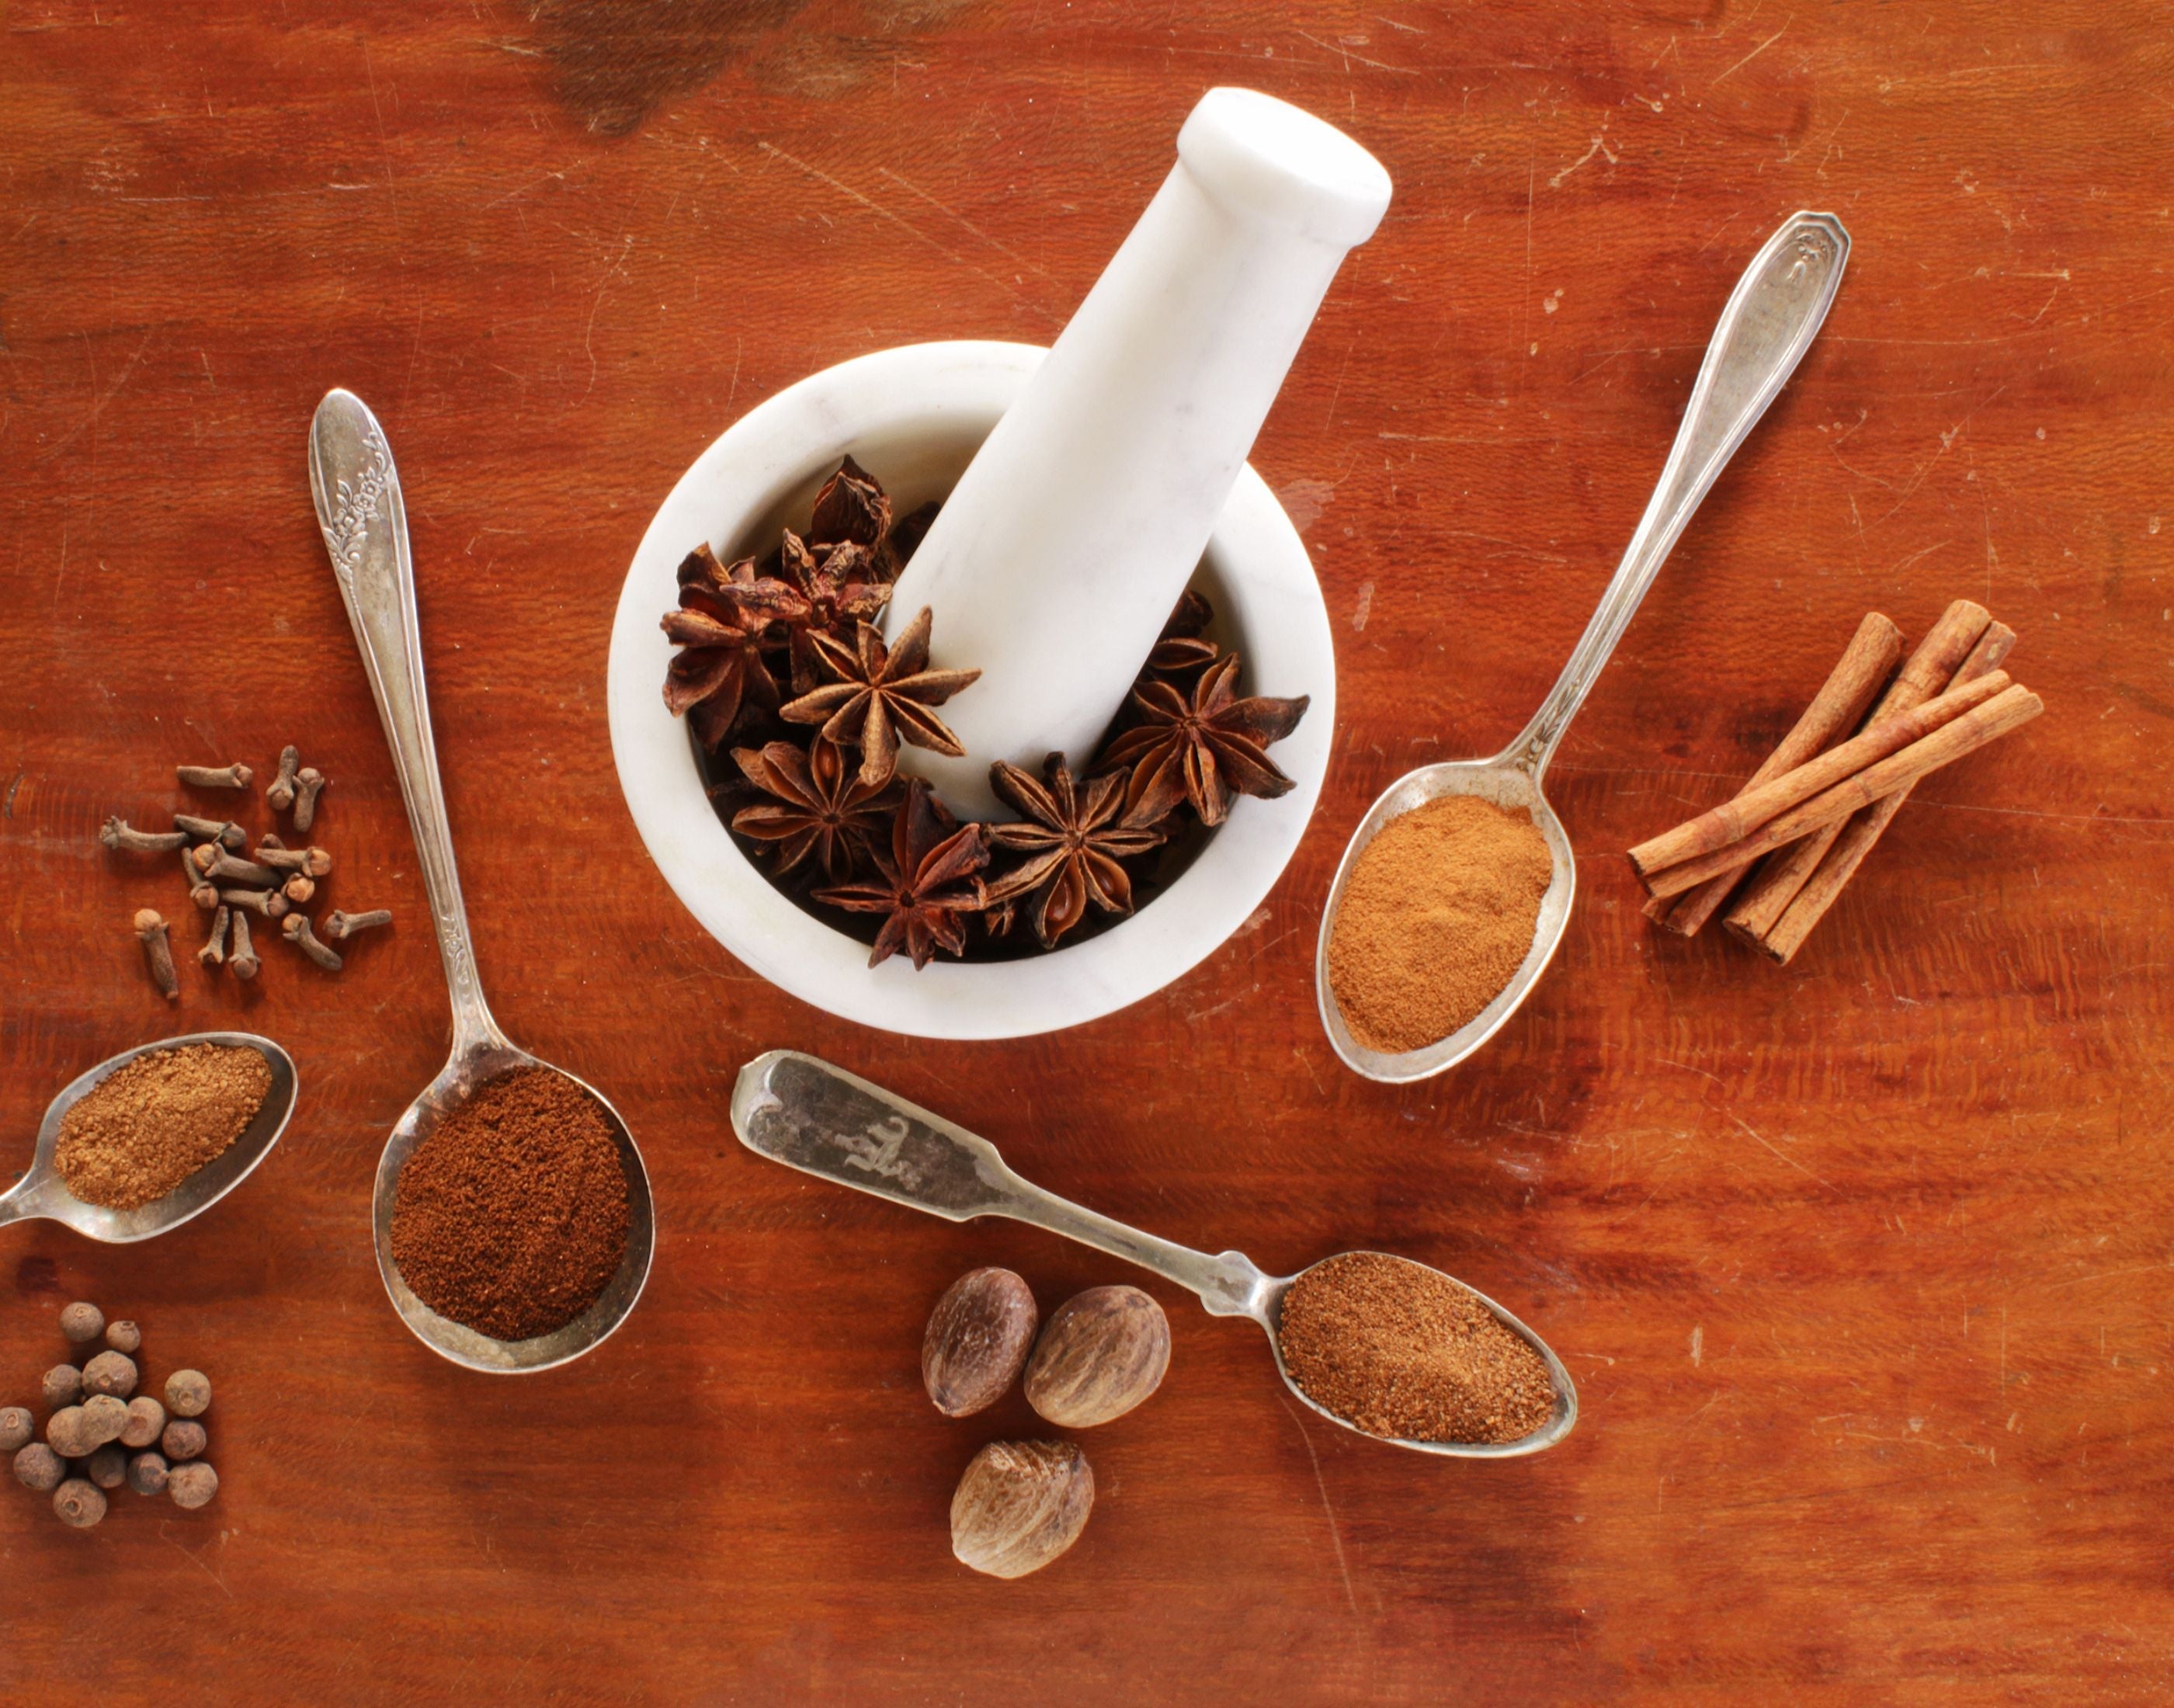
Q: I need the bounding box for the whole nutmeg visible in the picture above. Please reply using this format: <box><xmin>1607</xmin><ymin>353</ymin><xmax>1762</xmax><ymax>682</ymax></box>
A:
<box><xmin>162</xmin><ymin>1419</ymin><xmax>207</xmax><ymax>1463</ymax></box>
<box><xmin>54</xmin><ymin>1477</ymin><xmax>107</xmax><ymax>1529</ymax></box>
<box><xmin>46</xmin><ymin>1404</ymin><xmax>91</xmax><ymax>1459</ymax></box>
<box><xmin>82</xmin><ymin>1350</ymin><xmax>138</xmax><ymax>1399</ymax></box>
<box><xmin>121</xmin><ymin>1395</ymin><xmax>166</xmax><ymax>1449</ymax></box>
<box><xmin>105</xmin><ymin>1320</ymin><xmax>142</xmax><ymax>1354</ymax></box>
<box><xmin>59</xmin><ymin>1301</ymin><xmax>104</xmax><ymax>1344</ymax></box>
<box><xmin>0</xmin><ymin>1407</ymin><xmax>32</xmax><ymax>1453</ymax></box>
<box><xmin>42</xmin><ymin>1363</ymin><xmax>83</xmax><ymax>1410</ymax></box>
<box><xmin>13</xmin><ymin>1443</ymin><xmax>67</xmax><ymax>1493</ymax></box>
<box><xmin>168</xmin><ymin>1461</ymin><xmax>219</xmax><ymax>1511</ymax></box>
<box><xmin>922</xmin><ymin>1268</ymin><xmax>1039</xmax><ymax>1418</ymax></box>
<box><xmin>1024</xmin><ymin>1286</ymin><xmax>1172</xmax><ymax>1429</ymax></box>
<box><xmin>127</xmin><ymin>1451</ymin><xmax>169</xmax><ymax>1497</ymax></box>
<box><xmin>86</xmin><ymin>1444</ymin><xmax>127</xmax><ymax>1490</ymax></box>
<box><xmin>950</xmin><ymin>1440</ymin><xmax>1094</xmax><ymax>1580</ymax></box>
<box><xmin>165</xmin><ymin>1369</ymin><xmax>211</xmax><ymax>1418</ymax></box>
<box><xmin>80</xmin><ymin>1393</ymin><xmax>131</xmax><ymax>1450</ymax></box>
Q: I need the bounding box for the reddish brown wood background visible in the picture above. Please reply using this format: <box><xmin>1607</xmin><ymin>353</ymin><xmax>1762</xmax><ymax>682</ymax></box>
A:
<box><xmin>5</xmin><ymin>2</ymin><xmax>2171</xmax><ymax>1699</ymax></box>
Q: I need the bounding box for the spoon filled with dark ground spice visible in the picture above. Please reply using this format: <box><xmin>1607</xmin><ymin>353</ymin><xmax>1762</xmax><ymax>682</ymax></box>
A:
<box><xmin>312</xmin><ymin>390</ymin><xmax>653</xmax><ymax>1372</ymax></box>
<box><xmin>734</xmin><ymin>1051</ymin><xmax>1577</xmax><ymax>1457</ymax></box>
<box><xmin>2</xmin><ymin>1034</ymin><xmax>296</xmax><ymax>1243</ymax></box>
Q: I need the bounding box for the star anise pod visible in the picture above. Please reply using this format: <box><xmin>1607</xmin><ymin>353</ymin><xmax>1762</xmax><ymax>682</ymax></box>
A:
<box><xmin>982</xmin><ymin>754</ymin><xmax>1165</xmax><ymax>948</ymax></box>
<box><xmin>662</xmin><ymin>544</ymin><xmax>783</xmax><ymax>749</ymax></box>
<box><xmin>1095</xmin><ymin>651</ymin><xmax>1309</xmax><ymax>828</ymax></box>
<box><xmin>808</xmin><ymin>455</ymin><xmax>892</xmax><ymax>550</ymax></box>
<box><xmin>728</xmin><ymin>737</ymin><xmax>900</xmax><ymax>884</ymax></box>
<box><xmin>813</xmin><ymin>779</ymin><xmax>989</xmax><ymax>969</ymax></box>
<box><xmin>1145</xmin><ymin>588</ymin><xmax>1220</xmax><ymax>675</ymax></box>
<box><xmin>767</xmin><ymin>531</ymin><xmax>892</xmax><ymax>693</ymax></box>
<box><xmin>780</xmin><ymin>606</ymin><xmax>981</xmax><ymax>788</ymax></box>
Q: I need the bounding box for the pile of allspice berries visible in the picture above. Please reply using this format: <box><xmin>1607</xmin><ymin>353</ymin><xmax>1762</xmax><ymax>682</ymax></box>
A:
<box><xmin>924</xmin><ymin>1270</ymin><xmax>1170</xmax><ymax>1580</ymax></box>
<box><xmin>3</xmin><ymin>1300</ymin><xmax>218</xmax><ymax>1529</ymax></box>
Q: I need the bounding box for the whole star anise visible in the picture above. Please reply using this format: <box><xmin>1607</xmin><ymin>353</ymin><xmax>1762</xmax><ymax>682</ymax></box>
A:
<box><xmin>814</xmin><ymin>779</ymin><xmax>989</xmax><ymax>969</ymax></box>
<box><xmin>729</xmin><ymin>736</ymin><xmax>900</xmax><ymax>884</ymax></box>
<box><xmin>780</xmin><ymin>606</ymin><xmax>981</xmax><ymax>788</ymax></box>
<box><xmin>808</xmin><ymin>455</ymin><xmax>892</xmax><ymax>550</ymax></box>
<box><xmin>1146</xmin><ymin>588</ymin><xmax>1220</xmax><ymax>675</ymax></box>
<box><xmin>1095</xmin><ymin>651</ymin><xmax>1309</xmax><ymax>828</ymax></box>
<box><xmin>982</xmin><ymin>754</ymin><xmax>1165</xmax><ymax>948</ymax></box>
<box><xmin>662</xmin><ymin>544</ymin><xmax>783</xmax><ymax>749</ymax></box>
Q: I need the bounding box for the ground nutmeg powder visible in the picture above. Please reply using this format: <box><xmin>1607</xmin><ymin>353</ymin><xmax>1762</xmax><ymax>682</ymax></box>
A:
<box><xmin>1326</xmin><ymin>795</ymin><xmax>1553</xmax><ymax>1054</ymax></box>
<box><xmin>1277</xmin><ymin>1252</ymin><xmax>1557</xmax><ymax>1446</ymax></box>
<box><xmin>388</xmin><ymin>1067</ymin><xmax>630</xmax><ymax>1342</ymax></box>
<box><xmin>54</xmin><ymin>1043</ymin><xmax>272</xmax><ymax>1211</ymax></box>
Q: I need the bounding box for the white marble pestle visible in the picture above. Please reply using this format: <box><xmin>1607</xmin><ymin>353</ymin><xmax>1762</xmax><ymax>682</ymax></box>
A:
<box><xmin>883</xmin><ymin>87</ymin><xmax>1391</xmax><ymax>818</ymax></box>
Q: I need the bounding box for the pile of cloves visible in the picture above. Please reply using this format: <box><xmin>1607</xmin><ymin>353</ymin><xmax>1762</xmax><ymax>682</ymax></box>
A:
<box><xmin>5</xmin><ymin>1300</ymin><xmax>219</xmax><ymax>1529</ymax></box>
<box><xmin>99</xmin><ymin>745</ymin><xmax>392</xmax><ymax>997</ymax></box>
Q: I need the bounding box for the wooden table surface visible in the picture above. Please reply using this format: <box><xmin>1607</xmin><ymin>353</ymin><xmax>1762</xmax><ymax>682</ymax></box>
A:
<box><xmin>5</xmin><ymin>2</ymin><xmax>2170</xmax><ymax>1699</ymax></box>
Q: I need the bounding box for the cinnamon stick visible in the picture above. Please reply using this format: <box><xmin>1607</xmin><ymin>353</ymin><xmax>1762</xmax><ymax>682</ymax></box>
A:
<box><xmin>1627</xmin><ymin>669</ymin><xmax>2013</xmax><ymax>880</ymax></box>
<box><xmin>1753</xmin><ymin>622</ymin><xmax>2019</xmax><ymax>963</ymax></box>
<box><xmin>1640</xmin><ymin>683</ymin><xmax>2044</xmax><ymax>899</ymax></box>
<box><xmin>1645</xmin><ymin>612</ymin><xmax>1905</xmax><ymax>936</ymax></box>
<box><xmin>1724</xmin><ymin>599</ymin><xmax>1993</xmax><ymax>939</ymax></box>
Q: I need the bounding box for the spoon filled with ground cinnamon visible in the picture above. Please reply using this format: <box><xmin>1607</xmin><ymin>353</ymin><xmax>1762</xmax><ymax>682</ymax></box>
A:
<box><xmin>1318</xmin><ymin>211</ymin><xmax>1850</xmax><ymax>1081</ymax></box>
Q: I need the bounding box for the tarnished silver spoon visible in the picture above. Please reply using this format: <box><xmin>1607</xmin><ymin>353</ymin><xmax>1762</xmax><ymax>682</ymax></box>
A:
<box><xmin>1</xmin><ymin>1033</ymin><xmax>297</xmax><ymax>1242</ymax></box>
<box><xmin>310</xmin><ymin>388</ymin><xmax>654</xmax><ymax>1373</ymax></box>
<box><xmin>1318</xmin><ymin>210</ymin><xmax>1850</xmax><ymax>1083</ymax></box>
<box><xmin>733</xmin><ymin>1049</ymin><xmax>1576</xmax><ymax>1459</ymax></box>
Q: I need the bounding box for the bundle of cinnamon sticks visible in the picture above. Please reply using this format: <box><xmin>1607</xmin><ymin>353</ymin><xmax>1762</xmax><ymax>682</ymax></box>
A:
<box><xmin>1629</xmin><ymin>600</ymin><xmax>2040</xmax><ymax>963</ymax></box>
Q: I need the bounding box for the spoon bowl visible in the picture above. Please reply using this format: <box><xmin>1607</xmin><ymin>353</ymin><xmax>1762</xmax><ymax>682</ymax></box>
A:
<box><xmin>2</xmin><ymin>1033</ymin><xmax>297</xmax><ymax>1243</ymax></box>
<box><xmin>313</xmin><ymin>387</ymin><xmax>653</xmax><ymax>1372</ymax></box>
<box><xmin>731</xmin><ymin>1047</ymin><xmax>1577</xmax><ymax>1459</ymax></box>
<box><xmin>1318</xmin><ymin>211</ymin><xmax>1850</xmax><ymax>1081</ymax></box>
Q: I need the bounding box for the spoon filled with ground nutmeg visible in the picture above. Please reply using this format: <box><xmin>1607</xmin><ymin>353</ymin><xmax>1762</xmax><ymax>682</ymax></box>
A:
<box><xmin>311</xmin><ymin>390</ymin><xmax>654</xmax><ymax>1373</ymax></box>
<box><xmin>1318</xmin><ymin>211</ymin><xmax>1850</xmax><ymax>1083</ymax></box>
<box><xmin>734</xmin><ymin>1050</ymin><xmax>1576</xmax><ymax>1457</ymax></box>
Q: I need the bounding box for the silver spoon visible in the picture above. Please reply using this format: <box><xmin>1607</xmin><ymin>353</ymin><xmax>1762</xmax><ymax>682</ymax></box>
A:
<box><xmin>2</xmin><ymin>1033</ymin><xmax>297</xmax><ymax>1243</ymax></box>
<box><xmin>1317</xmin><ymin>210</ymin><xmax>1851</xmax><ymax>1083</ymax></box>
<box><xmin>310</xmin><ymin>388</ymin><xmax>654</xmax><ymax>1373</ymax></box>
<box><xmin>732</xmin><ymin>1049</ymin><xmax>1576</xmax><ymax>1458</ymax></box>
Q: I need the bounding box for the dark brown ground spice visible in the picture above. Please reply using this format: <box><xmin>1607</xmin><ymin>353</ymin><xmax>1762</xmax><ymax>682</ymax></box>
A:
<box><xmin>1277</xmin><ymin>1251</ymin><xmax>1557</xmax><ymax>1445</ymax></box>
<box><xmin>388</xmin><ymin>1067</ymin><xmax>630</xmax><ymax>1342</ymax></box>
<box><xmin>54</xmin><ymin>1043</ymin><xmax>271</xmax><ymax>1210</ymax></box>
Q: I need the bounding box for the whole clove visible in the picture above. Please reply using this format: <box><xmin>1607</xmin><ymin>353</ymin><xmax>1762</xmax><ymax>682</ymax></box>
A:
<box><xmin>266</xmin><ymin>744</ymin><xmax>302</xmax><ymax>812</ymax></box>
<box><xmin>100</xmin><ymin>817</ymin><xmax>189</xmax><ymax>854</ymax></box>
<box><xmin>322</xmin><ymin>908</ymin><xmax>392</xmax><ymax>942</ymax></box>
<box><xmin>253</xmin><ymin>843</ymin><xmax>332</xmax><ymax>877</ymax></box>
<box><xmin>282</xmin><ymin>874</ymin><xmax>316</xmax><ymax>906</ymax></box>
<box><xmin>290</xmin><ymin>765</ymin><xmax>328</xmax><ymax>831</ymax></box>
<box><xmin>221</xmin><ymin>887</ymin><xmax>290</xmax><ymax>920</ymax></box>
<box><xmin>134</xmin><ymin>909</ymin><xmax>179</xmax><ymax>1002</ymax></box>
<box><xmin>228</xmin><ymin>911</ymin><xmax>260</xmax><ymax>981</ymax></box>
<box><xmin>193</xmin><ymin>846</ymin><xmax>280</xmax><ymax>887</ymax></box>
<box><xmin>182</xmin><ymin>846</ymin><xmax>221</xmax><ymax>911</ymax></box>
<box><xmin>173</xmin><ymin>814</ymin><xmax>247</xmax><ymax>852</ymax></box>
<box><xmin>176</xmin><ymin>762</ymin><xmax>252</xmax><ymax>790</ymax></box>
<box><xmin>284</xmin><ymin>913</ymin><xmax>343</xmax><ymax>970</ymax></box>
<box><xmin>198</xmin><ymin>905</ymin><xmax>231</xmax><ymax>969</ymax></box>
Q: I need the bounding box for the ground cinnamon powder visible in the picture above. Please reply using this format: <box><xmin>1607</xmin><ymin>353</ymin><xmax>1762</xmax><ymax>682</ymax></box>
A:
<box><xmin>54</xmin><ymin>1043</ymin><xmax>272</xmax><ymax>1210</ymax></box>
<box><xmin>1326</xmin><ymin>795</ymin><xmax>1554</xmax><ymax>1054</ymax></box>
<box><xmin>1278</xmin><ymin>1252</ymin><xmax>1556</xmax><ymax>1446</ymax></box>
<box><xmin>388</xmin><ymin>1067</ymin><xmax>630</xmax><ymax>1342</ymax></box>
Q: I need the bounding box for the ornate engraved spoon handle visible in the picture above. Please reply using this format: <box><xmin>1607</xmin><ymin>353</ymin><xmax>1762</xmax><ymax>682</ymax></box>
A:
<box><xmin>308</xmin><ymin>389</ymin><xmax>504</xmax><ymax>1055</ymax></box>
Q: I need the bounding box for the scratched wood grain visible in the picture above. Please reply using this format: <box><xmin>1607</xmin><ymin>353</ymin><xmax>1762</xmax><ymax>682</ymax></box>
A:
<box><xmin>3</xmin><ymin>1</ymin><xmax>2170</xmax><ymax>1700</ymax></box>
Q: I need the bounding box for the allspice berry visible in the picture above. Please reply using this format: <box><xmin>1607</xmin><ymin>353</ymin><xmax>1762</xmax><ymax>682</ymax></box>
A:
<box><xmin>1023</xmin><ymin>1285</ymin><xmax>1172</xmax><ymax>1429</ymax></box>
<box><xmin>13</xmin><ymin>1443</ymin><xmax>66</xmax><ymax>1493</ymax></box>
<box><xmin>120</xmin><ymin>1396</ymin><xmax>166</xmax><ymax>1449</ymax></box>
<box><xmin>105</xmin><ymin>1320</ymin><xmax>142</xmax><ymax>1354</ymax></box>
<box><xmin>80</xmin><ymin>1393</ymin><xmax>131</xmax><ymax>1450</ymax></box>
<box><xmin>168</xmin><ymin>1461</ymin><xmax>218</xmax><ymax>1511</ymax></box>
<box><xmin>127</xmin><ymin>1451</ymin><xmax>169</xmax><ymax>1496</ymax></box>
<box><xmin>46</xmin><ymin>1404</ymin><xmax>91</xmax><ymax>1459</ymax></box>
<box><xmin>0</xmin><ymin>1407</ymin><xmax>32</xmax><ymax>1453</ymax></box>
<box><xmin>59</xmin><ymin>1301</ymin><xmax>104</xmax><ymax>1344</ymax></box>
<box><xmin>922</xmin><ymin>1268</ymin><xmax>1039</xmax><ymax>1418</ymax></box>
<box><xmin>86</xmin><ymin>1444</ymin><xmax>127</xmax><ymax>1490</ymax></box>
<box><xmin>950</xmin><ymin>1440</ymin><xmax>1095</xmax><ymax>1580</ymax></box>
<box><xmin>54</xmin><ymin>1477</ymin><xmax>107</xmax><ymax>1529</ymax></box>
<box><xmin>162</xmin><ymin>1419</ymin><xmax>207</xmax><ymax>1462</ymax></box>
<box><xmin>165</xmin><ymin>1369</ymin><xmax>211</xmax><ymax>1418</ymax></box>
<box><xmin>82</xmin><ymin>1350</ymin><xmax>138</xmax><ymax>1399</ymax></box>
<box><xmin>42</xmin><ymin>1363</ymin><xmax>83</xmax><ymax>1410</ymax></box>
